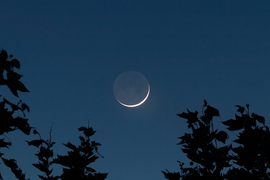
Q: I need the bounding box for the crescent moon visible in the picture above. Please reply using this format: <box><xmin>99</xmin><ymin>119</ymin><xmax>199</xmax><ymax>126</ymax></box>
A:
<box><xmin>116</xmin><ymin>84</ymin><xmax>150</xmax><ymax>108</ymax></box>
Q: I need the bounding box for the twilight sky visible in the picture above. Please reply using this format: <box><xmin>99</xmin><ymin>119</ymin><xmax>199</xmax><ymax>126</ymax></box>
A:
<box><xmin>1</xmin><ymin>1</ymin><xmax>270</xmax><ymax>180</ymax></box>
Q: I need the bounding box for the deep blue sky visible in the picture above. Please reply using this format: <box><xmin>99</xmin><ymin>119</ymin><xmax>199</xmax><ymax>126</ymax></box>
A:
<box><xmin>1</xmin><ymin>1</ymin><xmax>270</xmax><ymax>180</ymax></box>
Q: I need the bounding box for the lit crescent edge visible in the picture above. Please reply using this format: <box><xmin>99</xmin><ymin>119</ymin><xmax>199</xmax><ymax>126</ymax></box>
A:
<box><xmin>117</xmin><ymin>84</ymin><xmax>150</xmax><ymax>108</ymax></box>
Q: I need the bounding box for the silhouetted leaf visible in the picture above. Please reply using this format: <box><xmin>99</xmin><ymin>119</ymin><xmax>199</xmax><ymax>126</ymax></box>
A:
<box><xmin>0</xmin><ymin>138</ymin><xmax>12</xmax><ymax>148</ymax></box>
<box><xmin>79</xmin><ymin>136</ymin><xmax>85</xmax><ymax>142</ymax></box>
<box><xmin>177</xmin><ymin>133</ymin><xmax>191</xmax><ymax>145</ymax></box>
<box><xmin>92</xmin><ymin>141</ymin><xmax>101</xmax><ymax>147</ymax></box>
<box><xmin>222</xmin><ymin>119</ymin><xmax>235</xmax><ymax>126</ymax></box>
<box><xmin>89</xmin><ymin>155</ymin><xmax>99</xmax><ymax>163</ymax></box>
<box><xmin>203</xmin><ymin>99</ymin><xmax>207</xmax><ymax>107</ymax></box>
<box><xmin>2</xmin><ymin>158</ymin><xmax>29</xmax><ymax>180</ymax></box>
<box><xmin>216</xmin><ymin>131</ymin><xmax>228</xmax><ymax>143</ymax></box>
<box><xmin>238</xmin><ymin>114</ymin><xmax>255</xmax><ymax>128</ymax></box>
<box><xmin>6</xmin><ymin>80</ymin><xmax>29</xmax><ymax>96</ymax></box>
<box><xmin>78</xmin><ymin>126</ymin><xmax>87</xmax><ymax>131</ymax></box>
<box><xmin>235</xmin><ymin>105</ymin><xmax>245</xmax><ymax>114</ymax></box>
<box><xmin>15</xmin><ymin>80</ymin><xmax>30</xmax><ymax>92</ymax></box>
<box><xmin>79</xmin><ymin>126</ymin><xmax>96</xmax><ymax>137</ymax></box>
<box><xmin>38</xmin><ymin>175</ymin><xmax>45</xmax><ymax>180</ymax></box>
<box><xmin>10</xmin><ymin>59</ymin><xmax>20</xmax><ymax>69</ymax></box>
<box><xmin>0</xmin><ymin>49</ymin><xmax>8</xmax><ymax>60</ymax></box>
<box><xmin>21</xmin><ymin>103</ymin><xmax>30</xmax><ymax>112</ymax></box>
<box><xmin>33</xmin><ymin>163</ymin><xmax>48</xmax><ymax>173</ymax></box>
<box><xmin>85</xmin><ymin>167</ymin><xmax>96</xmax><ymax>173</ymax></box>
<box><xmin>6</xmin><ymin>84</ymin><xmax>18</xmax><ymax>96</ymax></box>
<box><xmin>2</xmin><ymin>158</ymin><xmax>17</xmax><ymax>169</ymax></box>
<box><xmin>26</xmin><ymin>139</ymin><xmax>45</xmax><ymax>148</ymax></box>
<box><xmin>63</xmin><ymin>142</ymin><xmax>77</xmax><ymax>150</ymax></box>
<box><xmin>6</xmin><ymin>71</ymin><xmax>23</xmax><ymax>81</ymax></box>
<box><xmin>201</xmin><ymin>115</ymin><xmax>211</xmax><ymax>125</ymax></box>
<box><xmin>251</xmin><ymin>113</ymin><xmax>265</xmax><ymax>125</ymax></box>
<box><xmin>162</xmin><ymin>170</ymin><xmax>180</xmax><ymax>180</ymax></box>
<box><xmin>222</xmin><ymin>117</ymin><xmax>243</xmax><ymax>131</ymax></box>
<box><xmin>204</xmin><ymin>105</ymin><xmax>220</xmax><ymax>118</ymax></box>
<box><xmin>13</xmin><ymin>117</ymin><xmax>32</xmax><ymax>135</ymax></box>
<box><xmin>177</xmin><ymin>109</ymin><xmax>199</xmax><ymax>126</ymax></box>
<box><xmin>3</xmin><ymin>98</ymin><xmax>20</xmax><ymax>112</ymax></box>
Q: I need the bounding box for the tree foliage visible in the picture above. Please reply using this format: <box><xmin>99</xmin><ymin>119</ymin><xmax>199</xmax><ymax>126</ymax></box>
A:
<box><xmin>163</xmin><ymin>100</ymin><xmax>270</xmax><ymax>180</ymax></box>
<box><xmin>26</xmin><ymin>128</ymin><xmax>59</xmax><ymax>180</ymax></box>
<box><xmin>52</xmin><ymin>125</ymin><xmax>108</xmax><ymax>180</ymax></box>
<box><xmin>0</xmin><ymin>49</ymin><xmax>31</xmax><ymax>180</ymax></box>
<box><xmin>0</xmin><ymin>49</ymin><xmax>107</xmax><ymax>180</ymax></box>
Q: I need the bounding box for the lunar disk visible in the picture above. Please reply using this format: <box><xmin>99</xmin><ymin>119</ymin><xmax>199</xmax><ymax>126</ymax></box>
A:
<box><xmin>113</xmin><ymin>71</ymin><xmax>150</xmax><ymax>107</ymax></box>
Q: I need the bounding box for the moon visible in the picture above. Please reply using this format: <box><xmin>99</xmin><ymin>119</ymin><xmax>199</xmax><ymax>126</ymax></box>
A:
<box><xmin>113</xmin><ymin>71</ymin><xmax>150</xmax><ymax>107</ymax></box>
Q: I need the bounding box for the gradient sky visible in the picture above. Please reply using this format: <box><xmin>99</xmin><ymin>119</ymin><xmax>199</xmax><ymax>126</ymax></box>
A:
<box><xmin>1</xmin><ymin>1</ymin><xmax>270</xmax><ymax>180</ymax></box>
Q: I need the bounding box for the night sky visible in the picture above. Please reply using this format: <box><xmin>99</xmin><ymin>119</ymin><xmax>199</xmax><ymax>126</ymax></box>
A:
<box><xmin>1</xmin><ymin>1</ymin><xmax>270</xmax><ymax>180</ymax></box>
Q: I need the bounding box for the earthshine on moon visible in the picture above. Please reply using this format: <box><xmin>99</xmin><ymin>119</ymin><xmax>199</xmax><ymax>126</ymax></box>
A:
<box><xmin>113</xmin><ymin>71</ymin><xmax>150</xmax><ymax>107</ymax></box>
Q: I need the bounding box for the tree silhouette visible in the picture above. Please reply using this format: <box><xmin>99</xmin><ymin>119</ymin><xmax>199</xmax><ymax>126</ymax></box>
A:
<box><xmin>52</xmin><ymin>126</ymin><xmax>108</xmax><ymax>180</ymax></box>
<box><xmin>0</xmin><ymin>49</ymin><xmax>31</xmax><ymax>180</ymax></box>
<box><xmin>0</xmin><ymin>49</ymin><xmax>107</xmax><ymax>180</ymax></box>
<box><xmin>26</xmin><ymin>127</ymin><xmax>59</xmax><ymax>180</ymax></box>
<box><xmin>163</xmin><ymin>100</ymin><xmax>270</xmax><ymax>180</ymax></box>
<box><xmin>26</xmin><ymin>125</ymin><xmax>108</xmax><ymax>180</ymax></box>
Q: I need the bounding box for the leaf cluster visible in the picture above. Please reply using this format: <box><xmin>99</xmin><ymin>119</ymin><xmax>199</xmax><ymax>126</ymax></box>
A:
<box><xmin>25</xmin><ymin>126</ymin><xmax>108</xmax><ymax>180</ymax></box>
<box><xmin>0</xmin><ymin>49</ymin><xmax>29</xmax><ymax>97</ymax></box>
<box><xmin>0</xmin><ymin>49</ymin><xmax>31</xmax><ymax>179</ymax></box>
<box><xmin>163</xmin><ymin>101</ymin><xmax>270</xmax><ymax>180</ymax></box>
<box><xmin>0</xmin><ymin>49</ymin><xmax>107</xmax><ymax>180</ymax></box>
<box><xmin>52</xmin><ymin>126</ymin><xmax>108</xmax><ymax>180</ymax></box>
<box><xmin>0</xmin><ymin>50</ymin><xmax>31</xmax><ymax>140</ymax></box>
<box><xmin>163</xmin><ymin>100</ymin><xmax>229</xmax><ymax>179</ymax></box>
<box><xmin>0</xmin><ymin>98</ymin><xmax>31</xmax><ymax>136</ymax></box>
<box><xmin>26</xmin><ymin>129</ymin><xmax>59</xmax><ymax>180</ymax></box>
<box><xmin>223</xmin><ymin>105</ymin><xmax>270</xmax><ymax>179</ymax></box>
<box><xmin>1</xmin><ymin>158</ymin><xmax>29</xmax><ymax>180</ymax></box>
